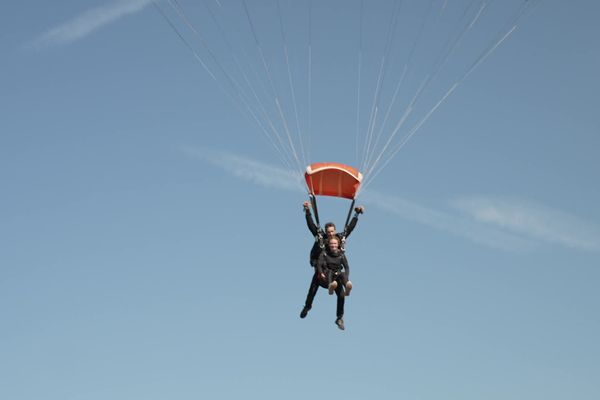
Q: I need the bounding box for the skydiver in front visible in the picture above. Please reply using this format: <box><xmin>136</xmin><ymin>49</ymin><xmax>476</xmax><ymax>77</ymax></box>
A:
<box><xmin>300</xmin><ymin>235</ymin><xmax>353</xmax><ymax>330</ymax></box>
<box><xmin>300</xmin><ymin>201</ymin><xmax>364</xmax><ymax>329</ymax></box>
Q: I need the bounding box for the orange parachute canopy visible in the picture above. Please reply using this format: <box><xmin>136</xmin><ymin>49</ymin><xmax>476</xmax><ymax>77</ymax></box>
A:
<box><xmin>304</xmin><ymin>162</ymin><xmax>363</xmax><ymax>200</ymax></box>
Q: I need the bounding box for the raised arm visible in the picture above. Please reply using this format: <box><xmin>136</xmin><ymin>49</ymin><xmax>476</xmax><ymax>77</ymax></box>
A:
<box><xmin>344</xmin><ymin>206</ymin><xmax>365</xmax><ymax>238</ymax></box>
<box><xmin>304</xmin><ymin>201</ymin><xmax>319</xmax><ymax>236</ymax></box>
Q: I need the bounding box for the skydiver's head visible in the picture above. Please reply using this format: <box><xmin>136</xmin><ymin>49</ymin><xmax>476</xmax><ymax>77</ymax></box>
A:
<box><xmin>324</xmin><ymin>222</ymin><xmax>337</xmax><ymax>238</ymax></box>
<box><xmin>327</xmin><ymin>236</ymin><xmax>340</xmax><ymax>252</ymax></box>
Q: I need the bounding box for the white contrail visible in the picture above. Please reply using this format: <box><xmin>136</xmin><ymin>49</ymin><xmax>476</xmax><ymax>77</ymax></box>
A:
<box><xmin>183</xmin><ymin>147</ymin><xmax>549</xmax><ymax>251</ymax></box>
<box><xmin>182</xmin><ymin>146</ymin><xmax>304</xmax><ymax>193</ymax></box>
<box><xmin>362</xmin><ymin>190</ymin><xmax>531</xmax><ymax>251</ymax></box>
<box><xmin>32</xmin><ymin>0</ymin><xmax>154</xmax><ymax>48</ymax></box>
<box><xmin>453</xmin><ymin>196</ymin><xmax>600</xmax><ymax>252</ymax></box>
<box><xmin>185</xmin><ymin>148</ymin><xmax>600</xmax><ymax>252</ymax></box>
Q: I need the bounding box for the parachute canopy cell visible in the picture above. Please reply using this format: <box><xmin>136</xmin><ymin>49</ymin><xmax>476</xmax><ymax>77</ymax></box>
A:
<box><xmin>305</xmin><ymin>163</ymin><xmax>363</xmax><ymax>200</ymax></box>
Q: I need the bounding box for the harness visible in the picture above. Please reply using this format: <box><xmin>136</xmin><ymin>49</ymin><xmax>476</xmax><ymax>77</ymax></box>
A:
<box><xmin>308</xmin><ymin>193</ymin><xmax>355</xmax><ymax>263</ymax></box>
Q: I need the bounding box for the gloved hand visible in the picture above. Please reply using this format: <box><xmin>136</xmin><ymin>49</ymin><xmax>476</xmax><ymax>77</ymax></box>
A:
<box><xmin>354</xmin><ymin>205</ymin><xmax>365</xmax><ymax>214</ymax></box>
<box><xmin>303</xmin><ymin>201</ymin><xmax>310</xmax><ymax>211</ymax></box>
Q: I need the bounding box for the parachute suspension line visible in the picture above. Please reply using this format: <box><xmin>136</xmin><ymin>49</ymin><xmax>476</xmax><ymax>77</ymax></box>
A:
<box><xmin>465</xmin><ymin>36</ymin><xmax>511</xmax><ymax>79</ymax></box>
<box><xmin>361</xmin><ymin>0</ymin><xmax>406</xmax><ymax>173</ymax></box>
<box><xmin>343</xmin><ymin>198</ymin><xmax>356</xmax><ymax>238</ymax></box>
<box><xmin>362</xmin><ymin>74</ymin><xmax>428</xmax><ymax>181</ymax></box>
<box><xmin>362</xmin><ymin>82</ymin><xmax>459</xmax><ymax>191</ymax></box>
<box><xmin>309</xmin><ymin>193</ymin><xmax>320</xmax><ymax>228</ymax></box>
<box><xmin>199</xmin><ymin>1</ymin><xmax>281</xmax><ymax>118</ymax></box>
<box><xmin>419</xmin><ymin>0</ymin><xmax>486</xmax><ymax>87</ymax></box>
<box><xmin>363</xmin><ymin>0</ymin><xmax>480</xmax><ymax>180</ymax></box>
<box><xmin>239</xmin><ymin>0</ymin><xmax>296</xmax><ymax>162</ymax></box>
<box><xmin>440</xmin><ymin>0</ymin><xmax>449</xmax><ymax>14</ymax></box>
<box><xmin>361</xmin><ymin>0</ymin><xmax>432</xmax><ymax>177</ymax></box>
<box><xmin>362</xmin><ymin>0</ymin><xmax>538</xmax><ymax>191</ymax></box>
<box><xmin>363</xmin><ymin>0</ymin><xmax>484</xmax><ymax>178</ymax></box>
<box><xmin>276</xmin><ymin>0</ymin><xmax>308</xmax><ymax>170</ymax></box>
<box><xmin>358</xmin><ymin>0</ymin><xmax>436</xmax><ymax>183</ymax></box>
<box><xmin>363</xmin><ymin>0</ymin><xmax>457</xmax><ymax>174</ymax></box>
<box><xmin>363</xmin><ymin>64</ymin><xmax>407</xmax><ymax>172</ymax></box>
<box><xmin>463</xmin><ymin>0</ymin><xmax>539</xmax><ymax>81</ymax></box>
<box><xmin>355</xmin><ymin>0</ymin><xmax>363</xmax><ymax>165</ymax></box>
<box><xmin>241</xmin><ymin>0</ymin><xmax>304</xmax><ymax>178</ymax></box>
<box><xmin>360</xmin><ymin>0</ymin><xmax>403</xmax><ymax>174</ymax></box>
<box><xmin>363</xmin><ymin>13</ymin><xmax>484</xmax><ymax>184</ymax></box>
<box><xmin>154</xmin><ymin>2</ymin><xmax>216</xmax><ymax>82</ymax></box>
<box><xmin>364</xmin><ymin>105</ymin><xmax>380</xmax><ymax>169</ymax></box>
<box><xmin>307</xmin><ymin>0</ymin><xmax>313</xmax><ymax>165</ymax></box>
<box><xmin>468</xmin><ymin>2</ymin><xmax>487</xmax><ymax>29</ymax></box>
<box><xmin>162</xmin><ymin>0</ymin><xmax>296</xmax><ymax>172</ymax></box>
<box><xmin>164</xmin><ymin>1</ymin><xmax>294</xmax><ymax>170</ymax></box>
<box><xmin>248</xmin><ymin>0</ymin><xmax>305</xmax><ymax>178</ymax></box>
<box><xmin>197</xmin><ymin>0</ymin><xmax>296</xmax><ymax>171</ymax></box>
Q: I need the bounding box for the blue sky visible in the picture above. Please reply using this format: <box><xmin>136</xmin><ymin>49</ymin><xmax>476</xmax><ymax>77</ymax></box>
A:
<box><xmin>1</xmin><ymin>1</ymin><xmax>599</xmax><ymax>399</ymax></box>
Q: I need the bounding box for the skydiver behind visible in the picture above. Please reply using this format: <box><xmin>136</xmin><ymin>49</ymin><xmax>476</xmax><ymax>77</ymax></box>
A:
<box><xmin>299</xmin><ymin>201</ymin><xmax>364</xmax><ymax>330</ymax></box>
<box><xmin>303</xmin><ymin>201</ymin><xmax>364</xmax><ymax>267</ymax></box>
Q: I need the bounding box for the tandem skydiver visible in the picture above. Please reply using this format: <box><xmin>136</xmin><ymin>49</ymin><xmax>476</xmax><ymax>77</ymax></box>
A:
<box><xmin>299</xmin><ymin>201</ymin><xmax>364</xmax><ymax>330</ymax></box>
<box><xmin>303</xmin><ymin>200</ymin><xmax>364</xmax><ymax>266</ymax></box>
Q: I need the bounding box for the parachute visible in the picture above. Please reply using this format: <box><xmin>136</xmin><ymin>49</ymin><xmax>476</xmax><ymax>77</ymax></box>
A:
<box><xmin>304</xmin><ymin>162</ymin><xmax>362</xmax><ymax>232</ymax></box>
<box><xmin>305</xmin><ymin>162</ymin><xmax>362</xmax><ymax>200</ymax></box>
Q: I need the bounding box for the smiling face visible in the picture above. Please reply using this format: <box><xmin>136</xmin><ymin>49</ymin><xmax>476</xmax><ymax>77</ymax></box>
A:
<box><xmin>327</xmin><ymin>237</ymin><xmax>340</xmax><ymax>252</ymax></box>
<box><xmin>325</xmin><ymin>223</ymin><xmax>337</xmax><ymax>238</ymax></box>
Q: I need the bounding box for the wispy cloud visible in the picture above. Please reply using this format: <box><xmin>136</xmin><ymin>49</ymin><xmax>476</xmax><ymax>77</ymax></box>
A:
<box><xmin>183</xmin><ymin>147</ymin><xmax>600</xmax><ymax>252</ymax></box>
<box><xmin>182</xmin><ymin>146</ymin><xmax>304</xmax><ymax>193</ymax></box>
<box><xmin>362</xmin><ymin>190</ymin><xmax>532</xmax><ymax>251</ymax></box>
<box><xmin>453</xmin><ymin>197</ymin><xmax>600</xmax><ymax>251</ymax></box>
<box><xmin>31</xmin><ymin>0</ymin><xmax>154</xmax><ymax>48</ymax></box>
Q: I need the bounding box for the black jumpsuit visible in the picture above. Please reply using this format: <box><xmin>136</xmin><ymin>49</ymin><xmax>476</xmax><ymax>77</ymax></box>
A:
<box><xmin>305</xmin><ymin>208</ymin><xmax>358</xmax><ymax>266</ymax></box>
<box><xmin>316</xmin><ymin>249</ymin><xmax>350</xmax><ymax>318</ymax></box>
<box><xmin>302</xmin><ymin>208</ymin><xmax>357</xmax><ymax>318</ymax></box>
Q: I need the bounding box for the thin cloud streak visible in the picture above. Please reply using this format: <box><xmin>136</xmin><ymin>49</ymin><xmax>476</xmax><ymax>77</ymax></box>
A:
<box><xmin>185</xmin><ymin>147</ymin><xmax>600</xmax><ymax>252</ymax></box>
<box><xmin>182</xmin><ymin>146</ymin><xmax>304</xmax><ymax>193</ymax></box>
<box><xmin>453</xmin><ymin>197</ymin><xmax>600</xmax><ymax>251</ymax></box>
<box><xmin>184</xmin><ymin>147</ymin><xmax>535</xmax><ymax>251</ymax></box>
<box><xmin>32</xmin><ymin>0</ymin><xmax>154</xmax><ymax>48</ymax></box>
<box><xmin>362</xmin><ymin>190</ymin><xmax>531</xmax><ymax>251</ymax></box>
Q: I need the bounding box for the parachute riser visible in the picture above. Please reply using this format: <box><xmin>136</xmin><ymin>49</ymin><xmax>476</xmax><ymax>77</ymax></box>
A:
<box><xmin>343</xmin><ymin>198</ymin><xmax>356</xmax><ymax>235</ymax></box>
<box><xmin>309</xmin><ymin>193</ymin><xmax>325</xmax><ymax>252</ymax></box>
<box><xmin>309</xmin><ymin>194</ymin><xmax>320</xmax><ymax>228</ymax></box>
<box><xmin>341</xmin><ymin>198</ymin><xmax>356</xmax><ymax>251</ymax></box>
<box><xmin>310</xmin><ymin>194</ymin><xmax>356</xmax><ymax>253</ymax></box>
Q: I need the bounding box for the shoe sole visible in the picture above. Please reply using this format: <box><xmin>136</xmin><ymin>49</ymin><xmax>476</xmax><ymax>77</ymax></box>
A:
<box><xmin>328</xmin><ymin>281</ymin><xmax>338</xmax><ymax>295</ymax></box>
<box><xmin>345</xmin><ymin>281</ymin><xmax>353</xmax><ymax>296</ymax></box>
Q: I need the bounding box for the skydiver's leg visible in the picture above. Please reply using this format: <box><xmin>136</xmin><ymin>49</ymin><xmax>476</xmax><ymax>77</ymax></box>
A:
<box><xmin>305</xmin><ymin>273</ymin><xmax>319</xmax><ymax>308</ymax></box>
<box><xmin>327</xmin><ymin>270</ymin><xmax>338</xmax><ymax>295</ymax></box>
<box><xmin>335</xmin><ymin>280</ymin><xmax>345</xmax><ymax>318</ymax></box>
<box><xmin>338</xmin><ymin>272</ymin><xmax>348</xmax><ymax>287</ymax></box>
<box><xmin>339</xmin><ymin>272</ymin><xmax>352</xmax><ymax>296</ymax></box>
<box><xmin>301</xmin><ymin>272</ymin><xmax>319</xmax><ymax>318</ymax></box>
<box><xmin>334</xmin><ymin>282</ymin><xmax>345</xmax><ymax>330</ymax></box>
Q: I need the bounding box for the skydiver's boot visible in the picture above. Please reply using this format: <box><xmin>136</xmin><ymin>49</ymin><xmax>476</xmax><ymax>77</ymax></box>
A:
<box><xmin>345</xmin><ymin>281</ymin><xmax>353</xmax><ymax>296</ymax></box>
<box><xmin>328</xmin><ymin>281</ymin><xmax>338</xmax><ymax>295</ymax></box>
<box><xmin>335</xmin><ymin>317</ymin><xmax>345</xmax><ymax>330</ymax></box>
<box><xmin>300</xmin><ymin>305</ymin><xmax>310</xmax><ymax>319</ymax></box>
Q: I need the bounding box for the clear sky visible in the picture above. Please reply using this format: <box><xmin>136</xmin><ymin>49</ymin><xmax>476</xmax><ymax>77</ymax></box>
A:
<box><xmin>1</xmin><ymin>1</ymin><xmax>599</xmax><ymax>399</ymax></box>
